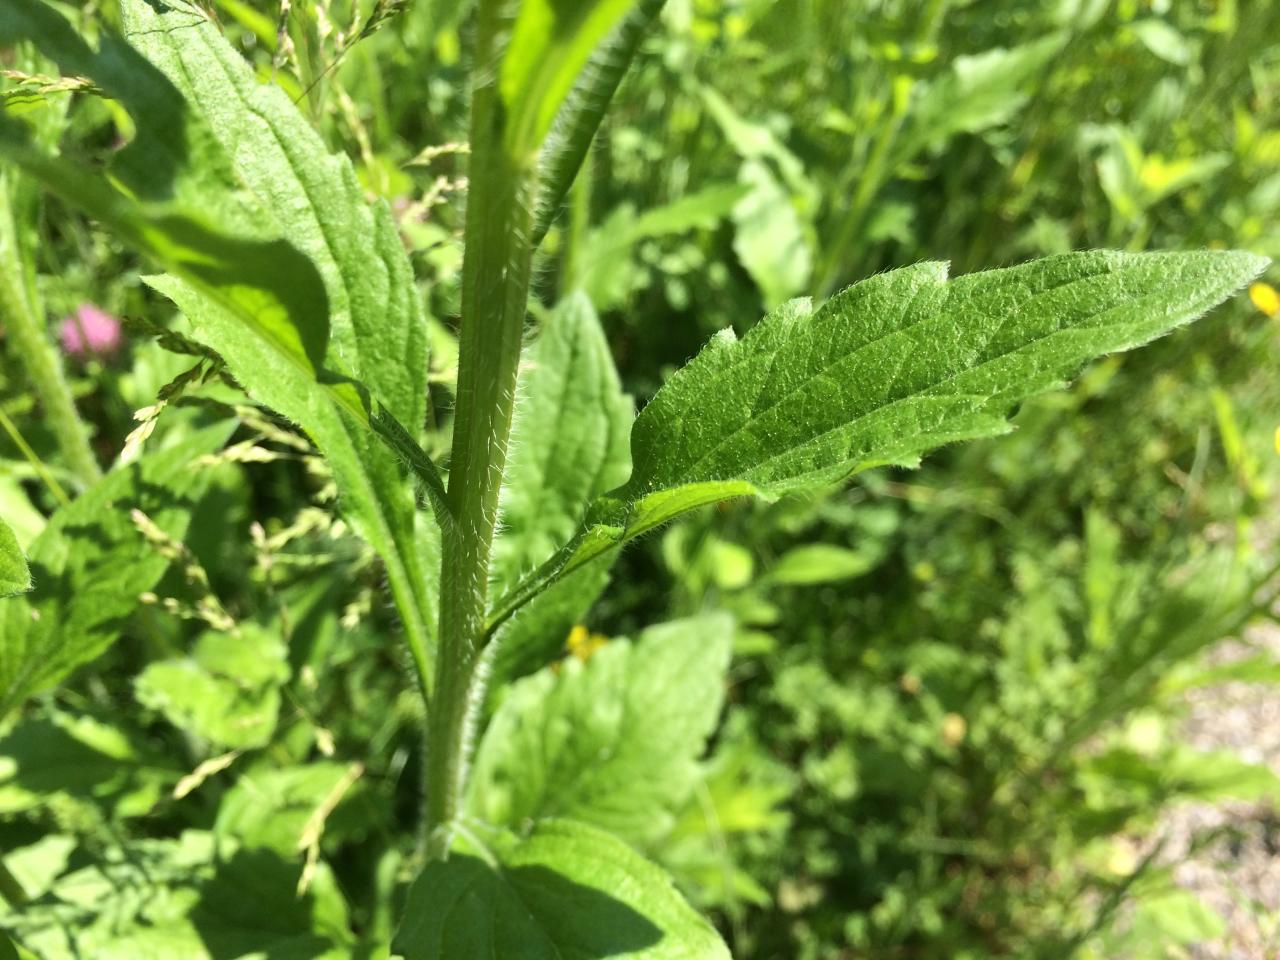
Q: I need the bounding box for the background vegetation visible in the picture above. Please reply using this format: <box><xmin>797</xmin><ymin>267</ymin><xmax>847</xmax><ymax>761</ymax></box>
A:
<box><xmin>2</xmin><ymin>0</ymin><xmax>1280</xmax><ymax>957</ymax></box>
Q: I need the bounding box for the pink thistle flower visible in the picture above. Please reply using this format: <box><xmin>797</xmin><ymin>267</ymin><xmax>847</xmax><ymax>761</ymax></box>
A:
<box><xmin>58</xmin><ymin>304</ymin><xmax>123</xmax><ymax>359</ymax></box>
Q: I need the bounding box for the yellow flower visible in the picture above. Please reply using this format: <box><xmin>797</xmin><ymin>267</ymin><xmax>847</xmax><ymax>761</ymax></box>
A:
<box><xmin>941</xmin><ymin>712</ymin><xmax>967</xmax><ymax>747</ymax></box>
<box><xmin>1250</xmin><ymin>281</ymin><xmax>1279</xmax><ymax>318</ymax></box>
<box><xmin>565</xmin><ymin>624</ymin><xmax>608</xmax><ymax>662</ymax></box>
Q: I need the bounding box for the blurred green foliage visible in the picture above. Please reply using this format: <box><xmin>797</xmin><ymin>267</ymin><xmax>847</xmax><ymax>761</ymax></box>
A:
<box><xmin>2</xmin><ymin>0</ymin><xmax>1279</xmax><ymax>957</ymax></box>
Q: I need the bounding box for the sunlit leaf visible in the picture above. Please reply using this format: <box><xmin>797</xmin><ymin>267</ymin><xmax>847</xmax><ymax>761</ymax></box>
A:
<box><xmin>395</xmin><ymin>820</ymin><xmax>729</xmax><ymax>960</ymax></box>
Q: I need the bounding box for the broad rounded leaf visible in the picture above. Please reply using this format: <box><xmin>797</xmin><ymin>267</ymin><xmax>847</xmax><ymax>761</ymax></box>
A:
<box><xmin>469</xmin><ymin>615</ymin><xmax>733</xmax><ymax>846</ymax></box>
<box><xmin>394</xmin><ymin>820</ymin><xmax>729</xmax><ymax>960</ymax></box>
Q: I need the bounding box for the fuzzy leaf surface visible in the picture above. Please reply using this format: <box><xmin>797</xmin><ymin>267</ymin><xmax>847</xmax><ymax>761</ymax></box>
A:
<box><xmin>119</xmin><ymin>0</ymin><xmax>434</xmax><ymax>656</ymax></box>
<box><xmin>468</xmin><ymin>615</ymin><xmax>733</xmax><ymax>847</ymax></box>
<box><xmin>394</xmin><ymin>820</ymin><xmax>729</xmax><ymax>960</ymax></box>
<box><xmin>622</xmin><ymin>252</ymin><xmax>1264</xmax><ymax>502</ymax></box>
<box><xmin>494</xmin><ymin>293</ymin><xmax>631</xmax><ymax>587</ymax></box>
<box><xmin>0</xmin><ymin>517</ymin><xmax>29</xmax><ymax>598</ymax></box>
<box><xmin>501</xmin><ymin>250</ymin><xmax>1265</xmax><ymax>610</ymax></box>
<box><xmin>0</xmin><ymin>0</ymin><xmax>329</xmax><ymax>380</ymax></box>
<box><xmin>487</xmin><ymin>295</ymin><xmax>632</xmax><ymax>679</ymax></box>
<box><xmin>0</xmin><ymin>0</ymin><xmax>435</xmax><ymax>659</ymax></box>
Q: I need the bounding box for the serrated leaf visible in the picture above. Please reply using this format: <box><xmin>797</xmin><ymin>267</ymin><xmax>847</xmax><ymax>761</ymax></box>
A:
<box><xmin>0</xmin><ymin>0</ymin><xmax>329</xmax><ymax>379</ymax></box>
<box><xmin>621</xmin><ymin>250</ymin><xmax>1263</xmax><ymax>505</ymax></box>
<box><xmin>0</xmin><ymin>0</ymin><xmax>435</xmax><ymax>665</ymax></box>
<box><xmin>394</xmin><ymin>820</ymin><xmax>729</xmax><ymax>960</ymax></box>
<box><xmin>0</xmin><ymin>516</ymin><xmax>30</xmax><ymax>598</ymax></box>
<box><xmin>502</xmin><ymin>0</ymin><xmax>637</xmax><ymax>157</ymax></box>
<box><xmin>120</xmin><ymin>0</ymin><xmax>435</xmax><ymax>658</ymax></box>
<box><xmin>496</xmin><ymin>251</ymin><xmax>1265</xmax><ymax>617</ymax></box>
<box><xmin>486</xmin><ymin>296</ymin><xmax>631</xmax><ymax>678</ymax></box>
<box><xmin>468</xmin><ymin>615</ymin><xmax>733</xmax><ymax>847</ymax></box>
<box><xmin>0</xmin><ymin>423</ymin><xmax>233</xmax><ymax>717</ymax></box>
<box><xmin>495</xmin><ymin>294</ymin><xmax>631</xmax><ymax>586</ymax></box>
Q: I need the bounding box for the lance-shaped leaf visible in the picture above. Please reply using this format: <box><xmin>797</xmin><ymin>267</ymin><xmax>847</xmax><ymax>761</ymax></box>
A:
<box><xmin>394</xmin><ymin>820</ymin><xmax>729</xmax><ymax>960</ymax></box>
<box><xmin>121</xmin><ymin>0</ymin><xmax>436</xmax><ymax>657</ymax></box>
<box><xmin>468</xmin><ymin>615</ymin><xmax>733</xmax><ymax>848</ymax></box>
<box><xmin>495</xmin><ymin>294</ymin><xmax>631</xmax><ymax>583</ymax></box>
<box><xmin>624</xmin><ymin>251</ymin><xmax>1264</xmax><ymax>500</ymax></box>
<box><xmin>494</xmin><ymin>250</ymin><xmax>1266</xmax><ymax>614</ymax></box>
<box><xmin>0</xmin><ymin>0</ymin><xmax>436</xmax><ymax>663</ymax></box>
<box><xmin>532</xmin><ymin>0</ymin><xmax>667</xmax><ymax>246</ymax></box>
<box><xmin>0</xmin><ymin>0</ymin><xmax>329</xmax><ymax>379</ymax></box>
<box><xmin>502</xmin><ymin>0</ymin><xmax>638</xmax><ymax>158</ymax></box>
<box><xmin>0</xmin><ymin>517</ymin><xmax>30</xmax><ymax>598</ymax></box>
<box><xmin>0</xmin><ymin>423</ymin><xmax>233</xmax><ymax>717</ymax></box>
<box><xmin>488</xmin><ymin>294</ymin><xmax>632</xmax><ymax>681</ymax></box>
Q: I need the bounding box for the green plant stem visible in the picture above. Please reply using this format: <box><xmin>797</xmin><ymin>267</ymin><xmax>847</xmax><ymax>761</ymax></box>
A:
<box><xmin>0</xmin><ymin>405</ymin><xmax>70</xmax><ymax>508</ymax></box>
<box><xmin>816</xmin><ymin>0</ymin><xmax>947</xmax><ymax>296</ymax></box>
<box><xmin>0</xmin><ymin>176</ymin><xmax>100</xmax><ymax>488</ymax></box>
<box><xmin>816</xmin><ymin>106</ymin><xmax>904</xmax><ymax>297</ymax></box>
<box><xmin>424</xmin><ymin>0</ymin><xmax>539</xmax><ymax>861</ymax></box>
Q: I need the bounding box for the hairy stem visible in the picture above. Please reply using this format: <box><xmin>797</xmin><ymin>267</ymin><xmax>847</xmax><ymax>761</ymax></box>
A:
<box><xmin>424</xmin><ymin>0</ymin><xmax>539</xmax><ymax>861</ymax></box>
<box><xmin>0</xmin><ymin>175</ymin><xmax>100</xmax><ymax>488</ymax></box>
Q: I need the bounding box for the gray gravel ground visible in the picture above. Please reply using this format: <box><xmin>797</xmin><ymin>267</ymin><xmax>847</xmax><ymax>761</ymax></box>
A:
<box><xmin>1163</xmin><ymin>627</ymin><xmax>1280</xmax><ymax>959</ymax></box>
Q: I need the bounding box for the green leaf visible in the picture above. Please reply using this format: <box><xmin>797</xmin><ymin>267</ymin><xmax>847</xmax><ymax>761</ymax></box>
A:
<box><xmin>8</xmin><ymin>832</ymin><xmax>353</xmax><ymax>959</ymax></box>
<box><xmin>5</xmin><ymin>834</ymin><xmax>76</xmax><ymax>902</ymax></box>
<box><xmin>486</xmin><ymin>295</ymin><xmax>631</xmax><ymax>670</ymax></box>
<box><xmin>0</xmin><ymin>515</ymin><xmax>30</xmax><ymax>598</ymax></box>
<box><xmin>487</xmin><ymin>562</ymin><xmax>613</xmax><ymax>690</ymax></box>
<box><xmin>468</xmin><ymin>615</ymin><xmax>733</xmax><ymax>847</ymax></box>
<box><xmin>117</xmin><ymin>0</ymin><xmax>428</xmax><ymax>429</ymax></box>
<box><xmin>532</xmin><ymin>0</ymin><xmax>668</xmax><ymax>246</ymax></box>
<box><xmin>0</xmin><ymin>0</ymin><xmax>329</xmax><ymax>380</ymax></box>
<box><xmin>0</xmin><ymin>0</ymin><xmax>436</xmax><ymax>670</ymax></box>
<box><xmin>215</xmin><ymin>761</ymin><xmax>365</xmax><ymax>855</ymax></box>
<box><xmin>494</xmin><ymin>294</ymin><xmax>632</xmax><ymax>589</ymax></box>
<box><xmin>119</xmin><ymin>0</ymin><xmax>435</xmax><ymax>664</ymax></box>
<box><xmin>732</xmin><ymin>159</ymin><xmax>813</xmax><ymax>308</ymax></box>
<box><xmin>621</xmin><ymin>250</ymin><xmax>1264</xmax><ymax>508</ymax></box>
<box><xmin>502</xmin><ymin>0</ymin><xmax>638</xmax><ymax>158</ymax></box>
<box><xmin>575</xmin><ymin>184</ymin><xmax>748</xmax><ymax>309</ymax></box>
<box><xmin>1130</xmin><ymin>19</ymin><xmax>1193</xmax><ymax>66</ymax></box>
<box><xmin>134</xmin><ymin>624</ymin><xmax>290</xmax><ymax>749</ymax></box>
<box><xmin>1128</xmin><ymin>889</ymin><xmax>1225</xmax><ymax>946</ymax></box>
<box><xmin>899</xmin><ymin>34</ymin><xmax>1068</xmax><ymax>157</ymax></box>
<box><xmin>766</xmin><ymin>543</ymin><xmax>876</xmax><ymax>586</ymax></box>
<box><xmin>394</xmin><ymin>820</ymin><xmax>729</xmax><ymax>960</ymax></box>
<box><xmin>0</xmin><ymin>423</ymin><xmax>233</xmax><ymax>717</ymax></box>
<box><xmin>0</xmin><ymin>711</ymin><xmax>179</xmax><ymax>817</ymax></box>
<box><xmin>498</xmin><ymin>251</ymin><xmax>1265</xmax><ymax>615</ymax></box>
